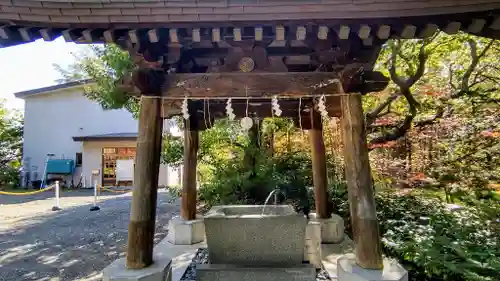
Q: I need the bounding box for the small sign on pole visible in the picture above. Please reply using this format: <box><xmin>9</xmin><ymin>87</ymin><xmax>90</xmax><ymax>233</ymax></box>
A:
<box><xmin>52</xmin><ymin>181</ymin><xmax>62</xmax><ymax>211</ymax></box>
<box><xmin>90</xmin><ymin>170</ymin><xmax>100</xmax><ymax>211</ymax></box>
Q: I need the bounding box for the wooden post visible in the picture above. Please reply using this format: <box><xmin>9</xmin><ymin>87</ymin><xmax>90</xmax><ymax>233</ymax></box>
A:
<box><xmin>181</xmin><ymin>120</ymin><xmax>199</xmax><ymax>221</ymax></box>
<box><xmin>126</xmin><ymin>96</ymin><xmax>163</xmax><ymax>269</ymax></box>
<box><xmin>340</xmin><ymin>93</ymin><xmax>383</xmax><ymax>269</ymax></box>
<box><xmin>309</xmin><ymin>110</ymin><xmax>330</xmax><ymax>219</ymax></box>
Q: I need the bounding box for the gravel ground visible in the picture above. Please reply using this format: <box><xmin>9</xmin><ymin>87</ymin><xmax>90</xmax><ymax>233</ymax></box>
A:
<box><xmin>0</xmin><ymin>189</ymin><xmax>179</xmax><ymax>281</ymax></box>
<box><xmin>180</xmin><ymin>248</ymin><xmax>331</xmax><ymax>281</ymax></box>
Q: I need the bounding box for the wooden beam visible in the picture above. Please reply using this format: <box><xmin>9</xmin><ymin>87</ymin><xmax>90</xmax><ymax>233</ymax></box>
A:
<box><xmin>169</xmin><ymin>28</ymin><xmax>179</xmax><ymax>43</ymax></box>
<box><xmin>376</xmin><ymin>25</ymin><xmax>391</xmax><ymax>39</ymax></box>
<box><xmin>192</xmin><ymin>28</ymin><xmax>201</xmax><ymax>42</ymax></box>
<box><xmin>212</xmin><ymin>28</ymin><xmax>221</xmax><ymax>42</ymax></box>
<box><xmin>270</xmin><ymin>25</ymin><xmax>286</xmax><ymax>47</ymax></box>
<box><xmin>148</xmin><ymin>29</ymin><xmax>159</xmax><ymax>43</ymax></box>
<box><xmin>309</xmin><ymin>110</ymin><xmax>329</xmax><ymax>219</ymax></box>
<box><xmin>19</xmin><ymin>27</ymin><xmax>32</xmax><ymax>42</ymax></box>
<box><xmin>419</xmin><ymin>24</ymin><xmax>438</xmax><ymax>38</ymax></box>
<box><xmin>340</xmin><ymin>93</ymin><xmax>383</xmax><ymax>270</ymax></box>
<box><xmin>103</xmin><ymin>30</ymin><xmax>114</xmax><ymax>43</ymax></box>
<box><xmin>233</xmin><ymin>27</ymin><xmax>242</xmax><ymax>41</ymax></box>
<box><xmin>126</xmin><ymin>95</ymin><xmax>163</xmax><ymax>269</ymax></box>
<box><xmin>443</xmin><ymin>21</ymin><xmax>461</xmax><ymax>34</ymax></box>
<box><xmin>490</xmin><ymin>16</ymin><xmax>500</xmax><ymax>30</ymax></box>
<box><xmin>318</xmin><ymin>25</ymin><xmax>329</xmax><ymax>40</ymax></box>
<box><xmin>363</xmin><ymin>37</ymin><xmax>373</xmax><ymax>46</ymax></box>
<box><xmin>40</xmin><ymin>28</ymin><xmax>57</xmax><ymax>41</ymax></box>
<box><xmin>0</xmin><ymin>26</ymin><xmax>10</xmax><ymax>39</ymax></box>
<box><xmin>62</xmin><ymin>29</ymin><xmax>82</xmax><ymax>42</ymax></box>
<box><xmin>128</xmin><ymin>29</ymin><xmax>139</xmax><ymax>44</ymax></box>
<box><xmin>254</xmin><ymin>27</ymin><xmax>263</xmax><ymax>41</ymax></box>
<box><xmin>401</xmin><ymin>25</ymin><xmax>417</xmax><ymax>39</ymax></box>
<box><xmin>467</xmin><ymin>19</ymin><xmax>486</xmax><ymax>33</ymax></box>
<box><xmin>181</xmin><ymin>124</ymin><xmax>199</xmax><ymax>221</ymax></box>
<box><xmin>163</xmin><ymin>72</ymin><xmax>342</xmax><ymax>98</ymax></box>
<box><xmin>296</xmin><ymin>26</ymin><xmax>306</xmax><ymax>41</ymax></box>
<box><xmin>336</xmin><ymin>25</ymin><xmax>350</xmax><ymax>40</ymax></box>
<box><xmin>357</xmin><ymin>25</ymin><xmax>371</xmax><ymax>39</ymax></box>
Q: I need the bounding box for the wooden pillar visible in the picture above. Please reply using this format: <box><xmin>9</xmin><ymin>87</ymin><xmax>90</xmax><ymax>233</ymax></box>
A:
<box><xmin>181</xmin><ymin>120</ymin><xmax>199</xmax><ymax>221</ymax></box>
<box><xmin>309</xmin><ymin>110</ymin><xmax>330</xmax><ymax>219</ymax></box>
<box><xmin>126</xmin><ymin>95</ymin><xmax>163</xmax><ymax>269</ymax></box>
<box><xmin>340</xmin><ymin>93</ymin><xmax>383</xmax><ymax>270</ymax></box>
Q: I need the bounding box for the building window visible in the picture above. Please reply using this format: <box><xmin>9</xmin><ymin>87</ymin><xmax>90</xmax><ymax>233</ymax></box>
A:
<box><xmin>75</xmin><ymin>152</ymin><xmax>83</xmax><ymax>167</ymax></box>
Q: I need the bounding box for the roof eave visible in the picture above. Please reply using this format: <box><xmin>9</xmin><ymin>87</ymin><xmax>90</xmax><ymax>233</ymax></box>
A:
<box><xmin>14</xmin><ymin>80</ymin><xmax>93</xmax><ymax>99</ymax></box>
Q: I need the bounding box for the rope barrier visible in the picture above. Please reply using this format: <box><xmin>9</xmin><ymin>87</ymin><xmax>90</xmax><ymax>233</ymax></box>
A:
<box><xmin>99</xmin><ymin>186</ymin><xmax>132</xmax><ymax>193</ymax></box>
<box><xmin>0</xmin><ymin>184</ymin><xmax>55</xmax><ymax>196</ymax></box>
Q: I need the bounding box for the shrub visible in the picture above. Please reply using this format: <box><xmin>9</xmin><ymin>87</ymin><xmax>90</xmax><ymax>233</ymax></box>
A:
<box><xmin>0</xmin><ymin>162</ymin><xmax>20</xmax><ymax>189</ymax></box>
<box><xmin>330</xmin><ymin>183</ymin><xmax>500</xmax><ymax>281</ymax></box>
<box><xmin>199</xmin><ymin>151</ymin><xmax>314</xmax><ymax>208</ymax></box>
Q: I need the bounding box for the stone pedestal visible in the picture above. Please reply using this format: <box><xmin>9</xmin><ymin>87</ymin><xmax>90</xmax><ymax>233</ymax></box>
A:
<box><xmin>337</xmin><ymin>254</ymin><xmax>408</xmax><ymax>281</ymax></box>
<box><xmin>103</xmin><ymin>254</ymin><xmax>172</xmax><ymax>281</ymax></box>
<box><xmin>166</xmin><ymin>216</ymin><xmax>205</xmax><ymax>245</ymax></box>
<box><xmin>310</xmin><ymin>213</ymin><xmax>344</xmax><ymax>243</ymax></box>
<box><xmin>304</xmin><ymin>221</ymin><xmax>322</xmax><ymax>268</ymax></box>
<box><xmin>197</xmin><ymin>264</ymin><xmax>316</xmax><ymax>281</ymax></box>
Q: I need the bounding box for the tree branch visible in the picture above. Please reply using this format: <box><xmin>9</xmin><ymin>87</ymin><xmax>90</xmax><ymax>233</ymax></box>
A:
<box><xmin>365</xmin><ymin>92</ymin><xmax>400</xmax><ymax>126</ymax></box>
<box><xmin>405</xmin><ymin>43</ymin><xmax>427</xmax><ymax>87</ymax></box>
<box><xmin>389</xmin><ymin>41</ymin><xmax>407</xmax><ymax>89</ymax></box>
<box><xmin>460</xmin><ymin>39</ymin><xmax>494</xmax><ymax>92</ymax></box>
<box><xmin>369</xmin><ymin>114</ymin><xmax>415</xmax><ymax>145</ymax></box>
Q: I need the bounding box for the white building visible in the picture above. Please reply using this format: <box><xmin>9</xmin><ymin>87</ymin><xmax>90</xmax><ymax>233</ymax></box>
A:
<box><xmin>15</xmin><ymin>81</ymin><xmax>180</xmax><ymax>188</ymax></box>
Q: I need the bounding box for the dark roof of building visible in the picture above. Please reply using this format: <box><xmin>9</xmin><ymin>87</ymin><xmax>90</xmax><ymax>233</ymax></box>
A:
<box><xmin>14</xmin><ymin>80</ymin><xmax>92</xmax><ymax>99</ymax></box>
<box><xmin>1</xmin><ymin>1</ymin><xmax>500</xmax><ymax>48</ymax></box>
<box><xmin>72</xmin><ymin>132</ymin><xmax>138</xmax><ymax>142</ymax></box>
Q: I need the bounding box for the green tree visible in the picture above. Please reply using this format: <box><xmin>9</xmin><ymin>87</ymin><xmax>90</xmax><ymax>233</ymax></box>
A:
<box><xmin>367</xmin><ymin>32</ymin><xmax>500</xmax><ymax>200</ymax></box>
<box><xmin>54</xmin><ymin>44</ymin><xmax>139</xmax><ymax>115</ymax></box>
<box><xmin>0</xmin><ymin>100</ymin><xmax>23</xmax><ymax>188</ymax></box>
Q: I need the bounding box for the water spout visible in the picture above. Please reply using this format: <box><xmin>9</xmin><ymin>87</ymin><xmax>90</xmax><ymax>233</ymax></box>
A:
<box><xmin>261</xmin><ymin>189</ymin><xmax>284</xmax><ymax>215</ymax></box>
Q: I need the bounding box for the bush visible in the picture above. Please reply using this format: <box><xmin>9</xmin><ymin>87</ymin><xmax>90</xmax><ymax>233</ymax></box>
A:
<box><xmin>330</xmin><ymin>183</ymin><xmax>500</xmax><ymax>281</ymax></box>
<box><xmin>199</xmin><ymin>151</ymin><xmax>314</xmax><ymax>209</ymax></box>
<box><xmin>0</xmin><ymin>163</ymin><xmax>20</xmax><ymax>189</ymax></box>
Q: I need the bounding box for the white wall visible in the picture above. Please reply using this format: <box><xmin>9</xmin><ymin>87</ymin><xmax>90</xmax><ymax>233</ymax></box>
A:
<box><xmin>81</xmin><ymin>140</ymin><xmax>170</xmax><ymax>187</ymax></box>
<box><xmin>22</xmin><ymin>86</ymin><xmax>137</xmax><ymax>183</ymax></box>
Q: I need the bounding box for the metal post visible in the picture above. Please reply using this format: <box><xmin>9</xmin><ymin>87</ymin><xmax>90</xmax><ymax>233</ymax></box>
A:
<box><xmin>52</xmin><ymin>181</ymin><xmax>62</xmax><ymax>211</ymax></box>
<box><xmin>90</xmin><ymin>172</ymin><xmax>100</xmax><ymax>211</ymax></box>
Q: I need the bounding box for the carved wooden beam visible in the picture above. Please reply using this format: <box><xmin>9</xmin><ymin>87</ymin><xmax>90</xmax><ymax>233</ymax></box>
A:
<box><xmin>123</xmin><ymin>70</ymin><xmax>389</xmax><ymax>99</ymax></box>
<box><xmin>161</xmin><ymin>72</ymin><xmax>343</xmax><ymax>98</ymax></box>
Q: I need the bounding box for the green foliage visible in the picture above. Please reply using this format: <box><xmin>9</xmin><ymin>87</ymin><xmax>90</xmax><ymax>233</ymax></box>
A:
<box><xmin>0</xmin><ymin>100</ymin><xmax>23</xmax><ymax>188</ymax></box>
<box><xmin>198</xmin><ymin>119</ymin><xmax>315</xmax><ymax>208</ymax></box>
<box><xmin>330</xmin><ymin>183</ymin><xmax>500</xmax><ymax>281</ymax></box>
<box><xmin>161</xmin><ymin>134</ymin><xmax>183</xmax><ymax>167</ymax></box>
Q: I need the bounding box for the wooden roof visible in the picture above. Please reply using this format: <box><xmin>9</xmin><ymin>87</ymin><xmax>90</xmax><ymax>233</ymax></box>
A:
<box><xmin>1</xmin><ymin>0</ymin><xmax>500</xmax><ymax>47</ymax></box>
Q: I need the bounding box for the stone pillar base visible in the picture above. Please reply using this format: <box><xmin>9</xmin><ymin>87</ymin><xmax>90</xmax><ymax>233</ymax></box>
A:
<box><xmin>166</xmin><ymin>216</ymin><xmax>205</xmax><ymax>245</ymax></box>
<box><xmin>338</xmin><ymin>254</ymin><xmax>408</xmax><ymax>281</ymax></box>
<box><xmin>103</xmin><ymin>255</ymin><xmax>172</xmax><ymax>281</ymax></box>
<box><xmin>310</xmin><ymin>213</ymin><xmax>344</xmax><ymax>243</ymax></box>
<box><xmin>304</xmin><ymin>221</ymin><xmax>322</xmax><ymax>268</ymax></box>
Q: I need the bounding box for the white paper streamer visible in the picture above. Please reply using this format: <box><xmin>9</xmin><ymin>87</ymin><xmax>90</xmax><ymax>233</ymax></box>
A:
<box><xmin>271</xmin><ymin>95</ymin><xmax>282</xmax><ymax>117</ymax></box>
<box><xmin>226</xmin><ymin>98</ymin><xmax>236</xmax><ymax>120</ymax></box>
<box><xmin>182</xmin><ymin>97</ymin><xmax>190</xmax><ymax>120</ymax></box>
<box><xmin>317</xmin><ymin>95</ymin><xmax>329</xmax><ymax>119</ymax></box>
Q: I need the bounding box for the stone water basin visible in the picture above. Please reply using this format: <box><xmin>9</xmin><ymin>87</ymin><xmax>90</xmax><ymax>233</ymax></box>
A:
<box><xmin>203</xmin><ymin>205</ymin><xmax>307</xmax><ymax>266</ymax></box>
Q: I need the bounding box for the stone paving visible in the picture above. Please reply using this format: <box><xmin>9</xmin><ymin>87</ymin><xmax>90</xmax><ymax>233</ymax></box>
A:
<box><xmin>0</xmin><ymin>189</ymin><xmax>179</xmax><ymax>281</ymax></box>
